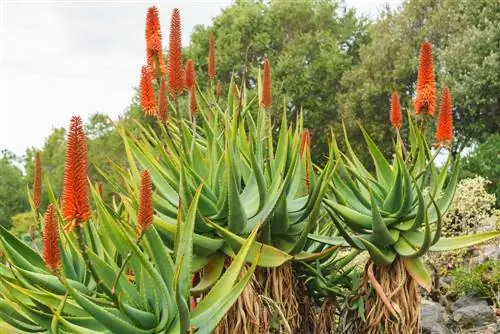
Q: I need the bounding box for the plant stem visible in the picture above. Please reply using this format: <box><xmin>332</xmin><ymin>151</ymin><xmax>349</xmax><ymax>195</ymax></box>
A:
<box><xmin>112</xmin><ymin>232</ymin><xmax>144</xmax><ymax>295</ymax></box>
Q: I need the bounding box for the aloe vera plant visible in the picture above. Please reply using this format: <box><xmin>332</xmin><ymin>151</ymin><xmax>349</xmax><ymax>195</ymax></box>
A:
<box><xmin>0</xmin><ymin>117</ymin><xmax>260</xmax><ymax>334</ymax></box>
<box><xmin>308</xmin><ymin>118</ymin><xmax>499</xmax><ymax>332</ymax></box>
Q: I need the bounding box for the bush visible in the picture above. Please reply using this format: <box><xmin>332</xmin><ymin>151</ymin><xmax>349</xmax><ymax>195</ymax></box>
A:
<box><xmin>10</xmin><ymin>212</ymin><xmax>36</xmax><ymax>237</ymax></box>
<box><xmin>450</xmin><ymin>260</ymin><xmax>500</xmax><ymax>307</ymax></box>
<box><xmin>426</xmin><ymin>176</ymin><xmax>499</xmax><ymax>274</ymax></box>
<box><xmin>461</xmin><ymin>134</ymin><xmax>500</xmax><ymax>207</ymax></box>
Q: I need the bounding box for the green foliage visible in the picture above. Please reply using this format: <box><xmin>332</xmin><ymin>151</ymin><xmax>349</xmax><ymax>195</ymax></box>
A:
<box><xmin>188</xmin><ymin>0</ymin><xmax>369</xmax><ymax>163</ymax></box>
<box><xmin>9</xmin><ymin>212</ymin><xmax>36</xmax><ymax>237</ymax></box>
<box><xmin>0</xmin><ymin>150</ymin><xmax>29</xmax><ymax>228</ymax></box>
<box><xmin>426</xmin><ymin>176</ymin><xmax>498</xmax><ymax>274</ymax></box>
<box><xmin>339</xmin><ymin>0</ymin><xmax>500</xmax><ymax>157</ymax></box>
<box><xmin>309</xmin><ymin>116</ymin><xmax>499</xmax><ymax>291</ymax></box>
<box><xmin>450</xmin><ymin>260</ymin><xmax>500</xmax><ymax>307</ymax></box>
<box><xmin>460</xmin><ymin>135</ymin><xmax>500</xmax><ymax>207</ymax></box>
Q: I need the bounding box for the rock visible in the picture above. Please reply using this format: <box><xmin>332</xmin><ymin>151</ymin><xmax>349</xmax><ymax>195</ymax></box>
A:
<box><xmin>451</xmin><ymin>295</ymin><xmax>496</xmax><ymax>329</ymax></box>
<box><xmin>421</xmin><ymin>300</ymin><xmax>450</xmax><ymax>334</ymax></box>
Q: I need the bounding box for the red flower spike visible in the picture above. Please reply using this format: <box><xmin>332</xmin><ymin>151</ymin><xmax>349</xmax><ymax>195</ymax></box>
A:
<box><xmin>62</xmin><ymin>116</ymin><xmax>91</xmax><ymax>228</ymax></box>
<box><xmin>145</xmin><ymin>7</ymin><xmax>165</xmax><ymax>74</ymax></box>
<box><xmin>208</xmin><ymin>32</ymin><xmax>216</xmax><ymax>79</ymax></box>
<box><xmin>261</xmin><ymin>58</ymin><xmax>272</xmax><ymax>109</ymax></box>
<box><xmin>43</xmin><ymin>204</ymin><xmax>60</xmax><ymax>271</ymax></box>
<box><xmin>184</xmin><ymin>59</ymin><xmax>196</xmax><ymax>89</ymax></box>
<box><xmin>146</xmin><ymin>7</ymin><xmax>162</xmax><ymax>53</ymax></box>
<box><xmin>137</xmin><ymin>170</ymin><xmax>153</xmax><ymax>234</ymax></box>
<box><xmin>189</xmin><ymin>85</ymin><xmax>197</xmax><ymax>118</ymax></box>
<box><xmin>390</xmin><ymin>91</ymin><xmax>402</xmax><ymax>130</ymax></box>
<box><xmin>158</xmin><ymin>78</ymin><xmax>168</xmax><ymax>123</ymax></box>
<box><xmin>140</xmin><ymin>66</ymin><xmax>156</xmax><ymax>116</ymax></box>
<box><xmin>435</xmin><ymin>87</ymin><xmax>453</xmax><ymax>147</ymax></box>
<box><xmin>168</xmin><ymin>8</ymin><xmax>184</xmax><ymax>98</ymax></box>
<box><xmin>33</xmin><ymin>151</ymin><xmax>42</xmax><ymax>209</ymax></box>
<box><xmin>414</xmin><ymin>41</ymin><xmax>436</xmax><ymax>116</ymax></box>
<box><xmin>216</xmin><ymin>80</ymin><xmax>221</xmax><ymax>98</ymax></box>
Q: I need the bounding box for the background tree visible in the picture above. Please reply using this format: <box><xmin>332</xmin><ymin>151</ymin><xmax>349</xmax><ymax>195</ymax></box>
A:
<box><xmin>338</xmin><ymin>0</ymin><xmax>500</xmax><ymax>158</ymax></box>
<box><xmin>0</xmin><ymin>150</ymin><xmax>29</xmax><ymax>228</ymax></box>
<box><xmin>188</xmin><ymin>0</ymin><xmax>369</xmax><ymax>162</ymax></box>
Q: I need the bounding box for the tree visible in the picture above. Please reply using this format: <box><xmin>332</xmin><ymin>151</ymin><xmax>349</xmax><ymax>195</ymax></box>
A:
<box><xmin>0</xmin><ymin>150</ymin><xmax>29</xmax><ymax>228</ymax></box>
<box><xmin>187</xmin><ymin>0</ymin><xmax>369</xmax><ymax>162</ymax></box>
<box><xmin>338</xmin><ymin>0</ymin><xmax>500</xmax><ymax>158</ymax></box>
<box><xmin>460</xmin><ymin>134</ymin><xmax>500</xmax><ymax>207</ymax></box>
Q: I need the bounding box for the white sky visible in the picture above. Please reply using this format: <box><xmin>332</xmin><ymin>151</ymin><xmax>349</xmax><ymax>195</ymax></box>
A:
<box><xmin>0</xmin><ymin>0</ymin><xmax>401</xmax><ymax>156</ymax></box>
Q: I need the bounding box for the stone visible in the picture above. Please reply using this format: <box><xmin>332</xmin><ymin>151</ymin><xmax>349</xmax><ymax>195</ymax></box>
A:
<box><xmin>421</xmin><ymin>300</ymin><xmax>450</xmax><ymax>334</ymax></box>
<box><xmin>451</xmin><ymin>295</ymin><xmax>496</xmax><ymax>329</ymax></box>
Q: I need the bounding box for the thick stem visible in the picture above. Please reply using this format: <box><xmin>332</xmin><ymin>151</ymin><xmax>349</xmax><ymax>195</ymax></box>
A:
<box><xmin>112</xmin><ymin>233</ymin><xmax>144</xmax><ymax>295</ymax></box>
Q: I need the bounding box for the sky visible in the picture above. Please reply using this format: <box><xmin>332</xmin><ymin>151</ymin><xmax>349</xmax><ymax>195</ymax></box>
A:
<box><xmin>0</xmin><ymin>0</ymin><xmax>402</xmax><ymax>156</ymax></box>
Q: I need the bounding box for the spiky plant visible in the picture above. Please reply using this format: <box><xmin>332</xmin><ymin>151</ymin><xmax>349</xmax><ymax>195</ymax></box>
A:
<box><xmin>108</xmin><ymin>7</ymin><xmax>338</xmax><ymax>333</ymax></box>
<box><xmin>0</xmin><ymin>116</ymin><xmax>260</xmax><ymax>334</ymax></box>
<box><xmin>310</xmin><ymin>112</ymin><xmax>499</xmax><ymax>332</ymax></box>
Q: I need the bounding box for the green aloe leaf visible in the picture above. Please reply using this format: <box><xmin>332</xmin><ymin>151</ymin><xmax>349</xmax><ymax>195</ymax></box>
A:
<box><xmin>357</xmin><ymin>238</ymin><xmax>396</xmax><ymax>265</ymax></box>
<box><xmin>206</xmin><ymin>219</ymin><xmax>292</xmax><ymax>267</ymax></box>
<box><xmin>402</xmin><ymin>257</ymin><xmax>431</xmax><ymax>292</ymax></box>
<box><xmin>191</xmin><ymin>252</ymin><xmax>225</xmax><ymax>296</ymax></box>
<box><xmin>429</xmin><ymin>231</ymin><xmax>500</xmax><ymax>251</ymax></box>
<box><xmin>190</xmin><ymin>223</ymin><xmax>261</xmax><ymax>330</ymax></box>
<box><xmin>66</xmin><ymin>283</ymin><xmax>153</xmax><ymax>334</ymax></box>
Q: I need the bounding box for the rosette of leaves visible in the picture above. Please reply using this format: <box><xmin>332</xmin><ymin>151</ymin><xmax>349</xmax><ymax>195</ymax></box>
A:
<box><xmin>309</xmin><ymin>117</ymin><xmax>499</xmax><ymax>332</ymax></box>
<box><xmin>118</xmin><ymin>77</ymin><xmax>336</xmax><ymax>269</ymax></box>
<box><xmin>0</xmin><ymin>181</ymin><xmax>260</xmax><ymax>334</ymax></box>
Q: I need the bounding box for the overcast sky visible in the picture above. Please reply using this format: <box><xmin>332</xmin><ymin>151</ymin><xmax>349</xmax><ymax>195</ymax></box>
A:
<box><xmin>0</xmin><ymin>0</ymin><xmax>401</xmax><ymax>156</ymax></box>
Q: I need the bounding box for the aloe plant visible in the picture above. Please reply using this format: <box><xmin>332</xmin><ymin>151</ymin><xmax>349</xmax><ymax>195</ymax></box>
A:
<box><xmin>0</xmin><ymin>116</ymin><xmax>260</xmax><ymax>334</ymax></box>
<box><xmin>308</xmin><ymin>117</ymin><xmax>499</xmax><ymax>332</ymax></box>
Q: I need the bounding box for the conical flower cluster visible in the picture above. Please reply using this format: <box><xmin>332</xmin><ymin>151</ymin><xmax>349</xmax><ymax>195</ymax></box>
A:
<box><xmin>62</xmin><ymin>116</ymin><xmax>91</xmax><ymax>227</ymax></box>
<box><xmin>137</xmin><ymin>170</ymin><xmax>153</xmax><ymax>235</ymax></box>
<box><xmin>33</xmin><ymin>151</ymin><xmax>42</xmax><ymax>209</ymax></box>
<box><xmin>435</xmin><ymin>87</ymin><xmax>453</xmax><ymax>147</ymax></box>
<box><xmin>414</xmin><ymin>41</ymin><xmax>436</xmax><ymax>116</ymax></box>
<box><xmin>43</xmin><ymin>204</ymin><xmax>60</xmax><ymax>271</ymax></box>
<box><xmin>145</xmin><ymin>6</ymin><xmax>165</xmax><ymax>73</ymax></box>
<box><xmin>140</xmin><ymin>66</ymin><xmax>156</xmax><ymax>116</ymax></box>
<box><xmin>261</xmin><ymin>58</ymin><xmax>272</xmax><ymax>109</ymax></box>
<box><xmin>390</xmin><ymin>91</ymin><xmax>402</xmax><ymax>130</ymax></box>
<box><xmin>168</xmin><ymin>8</ymin><xmax>184</xmax><ymax>98</ymax></box>
<box><xmin>208</xmin><ymin>32</ymin><xmax>216</xmax><ymax>79</ymax></box>
<box><xmin>184</xmin><ymin>59</ymin><xmax>196</xmax><ymax>90</ymax></box>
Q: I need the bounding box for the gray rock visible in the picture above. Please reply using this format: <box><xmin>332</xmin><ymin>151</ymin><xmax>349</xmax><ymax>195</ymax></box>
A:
<box><xmin>451</xmin><ymin>295</ymin><xmax>496</xmax><ymax>329</ymax></box>
<box><xmin>421</xmin><ymin>300</ymin><xmax>450</xmax><ymax>334</ymax></box>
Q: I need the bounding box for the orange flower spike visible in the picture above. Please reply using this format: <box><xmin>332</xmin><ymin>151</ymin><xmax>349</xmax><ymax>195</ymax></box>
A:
<box><xmin>414</xmin><ymin>41</ymin><xmax>436</xmax><ymax>116</ymax></box>
<box><xmin>216</xmin><ymin>80</ymin><xmax>222</xmax><ymax>98</ymax></box>
<box><xmin>43</xmin><ymin>204</ymin><xmax>60</xmax><ymax>271</ymax></box>
<box><xmin>261</xmin><ymin>58</ymin><xmax>272</xmax><ymax>109</ymax></box>
<box><xmin>168</xmin><ymin>8</ymin><xmax>184</xmax><ymax>98</ymax></box>
<box><xmin>184</xmin><ymin>59</ymin><xmax>196</xmax><ymax>89</ymax></box>
<box><xmin>33</xmin><ymin>151</ymin><xmax>42</xmax><ymax>209</ymax></box>
<box><xmin>435</xmin><ymin>87</ymin><xmax>453</xmax><ymax>147</ymax></box>
<box><xmin>146</xmin><ymin>7</ymin><xmax>162</xmax><ymax>53</ymax></box>
<box><xmin>158</xmin><ymin>78</ymin><xmax>169</xmax><ymax>123</ymax></box>
<box><xmin>137</xmin><ymin>170</ymin><xmax>153</xmax><ymax>235</ymax></box>
<box><xmin>62</xmin><ymin>116</ymin><xmax>91</xmax><ymax>229</ymax></box>
<box><xmin>189</xmin><ymin>85</ymin><xmax>197</xmax><ymax>118</ymax></box>
<box><xmin>208</xmin><ymin>31</ymin><xmax>216</xmax><ymax>79</ymax></box>
<box><xmin>390</xmin><ymin>91</ymin><xmax>403</xmax><ymax>130</ymax></box>
<box><xmin>145</xmin><ymin>7</ymin><xmax>165</xmax><ymax>73</ymax></box>
<box><xmin>140</xmin><ymin>66</ymin><xmax>156</xmax><ymax>116</ymax></box>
